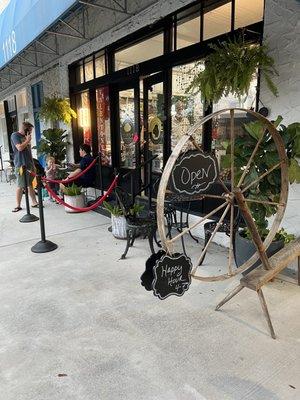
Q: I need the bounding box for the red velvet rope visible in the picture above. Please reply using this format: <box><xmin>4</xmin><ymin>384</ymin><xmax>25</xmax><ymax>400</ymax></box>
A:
<box><xmin>45</xmin><ymin>175</ymin><xmax>118</xmax><ymax>212</ymax></box>
<box><xmin>29</xmin><ymin>156</ymin><xmax>98</xmax><ymax>184</ymax></box>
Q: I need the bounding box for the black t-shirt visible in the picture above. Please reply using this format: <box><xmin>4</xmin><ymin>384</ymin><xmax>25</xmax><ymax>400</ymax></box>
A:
<box><xmin>79</xmin><ymin>154</ymin><xmax>95</xmax><ymax>186</ymax></box>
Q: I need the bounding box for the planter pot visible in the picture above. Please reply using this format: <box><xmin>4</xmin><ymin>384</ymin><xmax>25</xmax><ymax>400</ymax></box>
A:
<box><xmin>111</xmin><ymin>215</ymin><xmax>127</xmax><ymax>239</ymax></box>
<box><xmin>64</xmin><ymin>193</ymin><xmax>85</xmax><ymax>213</ymax></box>
<box><xmin>234</xmin><ymin>231</ymin><xmax>284</xmax><ymax>274</ymax></box>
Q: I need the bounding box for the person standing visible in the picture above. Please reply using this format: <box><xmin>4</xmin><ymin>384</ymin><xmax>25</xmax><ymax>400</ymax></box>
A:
<box><xmin>11</xmin><ymin>121</ymin><xmax>38</xmax><ymax>212</ymax></box>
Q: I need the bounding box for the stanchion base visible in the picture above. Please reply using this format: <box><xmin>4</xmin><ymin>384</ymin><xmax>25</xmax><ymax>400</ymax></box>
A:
<box><xmin>20</xmin><ymin>213</ymin><xmax>39</xmax><ymax>223</ymax></box>
<box><xmin>31</xmin><ymin>240</ymin><xmax>58</xmax><ymax>253</ymax></box>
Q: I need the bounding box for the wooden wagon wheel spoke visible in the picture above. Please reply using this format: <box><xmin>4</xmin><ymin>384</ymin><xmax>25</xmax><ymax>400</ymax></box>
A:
<box><xmin>237</xmin><ymin>130</ymin><xmax>265</xmax><ymax>188</ymax></box>
<box><xmin>168</xmin><ymin>201</ymin><xmax>228</xmax><ymax>244</ymax></box>
<box><xmin>244</xmin><ymin>198</ymin><xmax>285</xmax><ymax>207</ymax></box>
<box><xmin>230</xmin><ymin>109</ymin><xmax>235</xmax><ymax>191</ymax></box>
<box><xmin>193</xmin><ymin>203</ymin><xmax>231</xmax><ymax>272</ymax></box>
<box><xmin>227</xmin><ymin>203</ymin><xmax>235</xmax><ymax>275</ymax></box>
<box><xmin>241</xmin><ymin>161</ymin><xmax>282</xmax><ymax>194</ymax></box>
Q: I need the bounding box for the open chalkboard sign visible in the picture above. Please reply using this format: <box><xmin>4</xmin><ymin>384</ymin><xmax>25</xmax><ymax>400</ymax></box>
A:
<box><xmin>152</xmin><ymin>253</ymin><xmax>192</xmax><ymax>300</ymax></box>
<box><xmin>171</xmin><ymin>150</ymin><xmax>219</xmax><ymax>196</ymax></box>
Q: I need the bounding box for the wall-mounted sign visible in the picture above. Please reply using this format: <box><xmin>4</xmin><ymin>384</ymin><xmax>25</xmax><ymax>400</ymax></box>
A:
<box><xmin>0</xmin><ymin>0</ymin><xmax>77</xmax><ymax>69</ymax></box>
<box><xmin>152</xmin><ymin>253</ymin><xmax>192</xmax><ymax>300</ymax></box>
<box><xmin>171</xmin><ymin>150</ymin><xmax>219</xmax><ymax>195</ymax></box>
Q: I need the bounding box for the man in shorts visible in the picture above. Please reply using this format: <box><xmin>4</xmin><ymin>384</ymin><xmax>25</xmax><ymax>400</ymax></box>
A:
<box><xmin>10</xmin><ymin>121</ymin><xmax>38</xmax><ymax>212</ymax></box>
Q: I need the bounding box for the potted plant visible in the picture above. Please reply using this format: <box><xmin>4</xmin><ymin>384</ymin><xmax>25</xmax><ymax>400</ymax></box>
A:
<box><xmin>223</xmin><ymin>117</ymin><xmax>300</xmax><ymax>271</ymax></box>
<box><xmin>103</xmin><ymin>201</ymin><xmax>127</xmax><ymax>239</ymax></box>
<box><xmin>103</xmin><ymin>201</ymin><xmax>145</xmax><ymax>239</ymax></box>
<box><xmin>62</xmin><ymin>183</ymin><xmax>85</xmax><ymax>213</ymax></box>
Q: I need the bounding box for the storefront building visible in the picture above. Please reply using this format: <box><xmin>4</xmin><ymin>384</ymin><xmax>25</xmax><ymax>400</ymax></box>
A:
<box><xmin>0</xmin><ymin>0</ymin><xmax>299</xmax><ymax>233</ymax></box>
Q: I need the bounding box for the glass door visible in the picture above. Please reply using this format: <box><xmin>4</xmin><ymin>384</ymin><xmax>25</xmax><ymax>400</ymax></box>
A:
<box><xmin>143</xmin><ymin>73</ymin><xmax>165</xmax><ymax>173</ymax></box>
<box><xmin>117</xmin><ymin>83</ymin><xmax>139</xmax><ymax>169</ymax></box>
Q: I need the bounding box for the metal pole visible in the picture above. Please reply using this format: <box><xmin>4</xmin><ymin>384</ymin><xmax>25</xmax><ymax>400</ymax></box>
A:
<box><xmin>31</xmin><ymin>174</ymin><xmax>58</xmax><ymax>253</ymax></box>
<box><xmin>98</xmin><ymin>152</ymin><xmax>104</xmax><ymax>196</ymax></box>
<box><xmin>19</xmin><ymin>166</ymin><xmax>39</xmax><ymax>223</ymax></box>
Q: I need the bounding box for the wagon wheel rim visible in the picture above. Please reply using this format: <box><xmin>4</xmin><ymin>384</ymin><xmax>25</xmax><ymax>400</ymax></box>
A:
<box><xmin>157</xmin><ymin>108</ymin><xmax>289</xmax><ymax>282</ymax></box>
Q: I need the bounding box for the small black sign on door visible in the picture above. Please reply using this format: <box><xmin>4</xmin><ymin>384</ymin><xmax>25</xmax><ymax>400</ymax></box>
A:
<box><xmin>171</xmin><ymin>150</ymin><xmax>219</xmax><ymax>195</ymax></box>
<box><xmin>152</xmin><ymin>253</ymin><xmax>192</xmax><ymax>300</ymax></box>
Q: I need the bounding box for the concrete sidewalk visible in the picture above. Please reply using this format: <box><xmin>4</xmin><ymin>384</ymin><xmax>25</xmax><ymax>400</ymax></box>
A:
<box><xmin>0</xmin><ymin>180</ymin><xmax>299</xmax><ymax>400</ymax></box>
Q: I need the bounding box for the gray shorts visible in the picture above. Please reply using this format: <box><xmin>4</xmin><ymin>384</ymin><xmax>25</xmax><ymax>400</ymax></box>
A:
<box><xmin>15</xmin><ymin>167</ymin><xmax>35</xmax><ymax>188</ymax></box>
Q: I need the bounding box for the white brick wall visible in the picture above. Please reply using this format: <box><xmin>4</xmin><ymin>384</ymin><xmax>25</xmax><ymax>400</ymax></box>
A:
<box><xmin>262</xmin><ymin>0</ymin><xmax>300</xmax><ymax>237</ymax></box>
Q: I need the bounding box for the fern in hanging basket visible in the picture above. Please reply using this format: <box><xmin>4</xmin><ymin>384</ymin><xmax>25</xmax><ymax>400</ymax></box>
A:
<box><xmin>39</xmin><ymin>95</ymin><xmax>77</xmax><ymax>124</ymax></box>
<box><xmin>187</xmin><ymin>36</ymin><xmax>278</xmax><ymax>104</ymax></box>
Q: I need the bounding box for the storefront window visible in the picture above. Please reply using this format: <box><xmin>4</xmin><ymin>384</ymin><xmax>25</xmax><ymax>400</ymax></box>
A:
<box><xmin>96</xmin><ymin>86</ymin><xmax>111</xmax><ymax>165</ymax></box>
<box><xmin>75</xmin><ymin>63</ymin><xmax>84</xmax><ymax>85</ymax></box>
<box><xmin>115</xmin><ymin>33</ymin><xmax>164</xmax><ymax>71</ymax></box>
<box><xmin>171</xmin><ymin>62</ymin><xmax>204</xmax><ymax>149</ymax></box>
<box><xmin>177</xmin><ymin>14</ymin><xmax>200</xmax><ymax>49</ymax></box>
<box><xmin>0</xmin><ymin>102</ymin><xmax>8</xmax><ymax>153</ymax></box>
<box><xmin>203</xmin><ymin>1</ymin><xmax>231</xmax><ymax>40</ymax></box>
<box><xmin>77</xmin><ymin>92</ymin><xmax>92</xmax><ymax>149</ymax></box>
<box><xmin>95</xmin><ymin>52</ymin><xmax>105</xmax><ymax>78</ymax></box>
<box><xmin>235</xmin><ymin>0</ymin><xmax>264</xmax><ymax>29</ymax></box>
<box><xmin>85</xmin><ymin>56</ymin><xmax>94</xmax><ymax>82</ymax></box>
<box><xmin>119</xmin><ymin>89</ymin><xmax>136</xmax><ymax>168</ymax></box>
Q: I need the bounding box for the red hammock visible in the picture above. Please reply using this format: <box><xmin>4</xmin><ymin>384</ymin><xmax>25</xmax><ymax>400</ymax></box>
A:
<box><xmin>45</xmin><ymin>175</ymin><xmax>118</xmax><ymax>212</ymax></box>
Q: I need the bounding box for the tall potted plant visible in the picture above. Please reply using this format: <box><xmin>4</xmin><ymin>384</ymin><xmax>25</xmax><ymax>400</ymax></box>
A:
<box><xmin>222</xmin><ymin>117</ymin><xmax>300</xmax><ymax>270</ymax></box>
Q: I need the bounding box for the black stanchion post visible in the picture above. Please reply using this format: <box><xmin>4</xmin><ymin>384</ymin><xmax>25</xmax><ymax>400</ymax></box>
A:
<box><xmin>31</xmin><ymin>174</ymin><xmax>58</xmax><ymax>253</ymax></box>
<box><xmin>19</xmin><ymin>166</ymin><xmax>39</xmax><ymax>223</ymax></box>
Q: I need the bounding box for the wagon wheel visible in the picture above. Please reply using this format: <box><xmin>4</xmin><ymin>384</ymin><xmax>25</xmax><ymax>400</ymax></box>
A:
<box><xmin>157</xmin><ymin>108</ymin><xmax>289</xmax><ymax>281</ymax></box>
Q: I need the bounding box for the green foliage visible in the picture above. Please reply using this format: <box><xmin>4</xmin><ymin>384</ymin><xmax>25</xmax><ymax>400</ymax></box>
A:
<box><xmin>241</xmin><ymin>227</ymin><xmax>295</xmax><ymax>244</ymax></box>
<box><xmin>39</xmin><ymin>95</ymin><xmax>77</xmax><ymax>125</ymax></box>
<box><xmin>34</xmin><ymin>128</ymin><xmax>69</xmax><ymax>163</ymax></box>
<box><xmin>222</xmin><ymin>117</ymin><xmax>300</xmax><ymax>240</ymax></box>
<box><xmin>103</xmin><ymin>201</ymin><xmax>124</xmax><ymax>217</ymax></box>
<box><xmin>62</xmin><ymin>183</ymin><xmax>82</xmax><ymax>196</ymax></box>
<box><xmin>103</xmin><ymin>201</ymin><xmax>144</xmax><ymax>218</ymax></box>
<box><xmin>187</xmin><ymin>36</ymin><xmax>278</xmax><ymax>104</ymax></box>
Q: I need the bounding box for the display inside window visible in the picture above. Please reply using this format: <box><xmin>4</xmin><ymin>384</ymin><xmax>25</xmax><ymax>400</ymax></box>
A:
<box><xmin>119</xmin><ymin>89</ymin><xmax>136</xmax><ymax>168</ymax></box>
<box><xmin>85</xmin><ymin>57</ymin><xmax>94</xmax><ymax>82</ymax></box>
<box><xmin>115</xmin><ymin>33</ymin><xmax>163</xmax><ymax>71</ymax></box>
<box><xmin>203</xmin><ymin>1</ymin><xmax>231</xmax><ymax>40</ymax></box>
<box><xmin>95</xmin><ymin>52</ymin><xmax>105</xmax><ymax>78</ymax></box>
<box><xmin>146</xmin><ymin>81</ymin><xmax>164</xmax><ymax>172</ymax></box>
<box><xmin>77</xmin><ymin>92</ymin><xmax>92</xmax><ymax>149</ymax></box>
<box><xmin>96</xmin><ymin>86</ymin><xmax>111</xmax><ymax>165</ymax></box>
<box><xmin>171</xmin><ymin>62</ymin><xmax>204</xmax><ymax>149</ymax></box>
<box><xmin>235</xmin><ymin>0</ymin><xmax>264</xmax><ymax>29</ymax></box>
<box><xmin>176</xmin><ymin>14</ymin><xmax>200</xmax><ymax>49</ymax></box>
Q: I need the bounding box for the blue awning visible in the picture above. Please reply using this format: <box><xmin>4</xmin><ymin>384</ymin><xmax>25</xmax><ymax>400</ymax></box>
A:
<box><xmin>0</xmin><ymin>0</ymin><xmax>77</xmax><ymax>69</ymax></box>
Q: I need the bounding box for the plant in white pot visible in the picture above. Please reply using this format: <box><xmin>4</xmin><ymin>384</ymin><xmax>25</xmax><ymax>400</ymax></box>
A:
<box><xmin>103</xmin><ymin>201</ymin><xmax>127</xmax><ymax>239</ymax></box>
<box><xmin>62</xmin><ymin>183</ymin><xmax>85</xmax><ymax>213</ymax></box>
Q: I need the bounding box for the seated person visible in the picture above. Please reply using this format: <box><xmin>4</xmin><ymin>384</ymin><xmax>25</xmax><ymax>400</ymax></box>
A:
<box><xmin>64</xmin><ymin>143</ymin><xmax>96</xmax><ymax>187</ymax></box>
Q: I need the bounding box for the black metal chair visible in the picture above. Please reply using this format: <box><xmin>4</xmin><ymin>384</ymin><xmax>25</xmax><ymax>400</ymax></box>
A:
<box><xmin>115</xmin><ymin>187</ymin><xmax>157</xmax><ymax>259</ymax></box>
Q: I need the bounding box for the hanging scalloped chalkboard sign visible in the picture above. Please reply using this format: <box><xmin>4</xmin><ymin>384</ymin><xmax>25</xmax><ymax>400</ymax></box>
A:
<box><xmin>170</xmin><ymin>150</ymin><xmax>219</xmax><ymax>195</ymax></box>
<box><xmin>152</xmin><ymin>253</ymin><xmax>192</xmax><ymax>300</ymax></box>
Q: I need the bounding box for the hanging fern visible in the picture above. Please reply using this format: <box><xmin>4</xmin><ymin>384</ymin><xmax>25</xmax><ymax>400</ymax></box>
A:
<box><xmin>39</xmin><ymin>95</ymin><xmax>77</xmax><ymax>124</ymax></box>
<box><xmin>187</xmin><ymin>36</ymin><xmax>278</xmax><ymax>104</ymax></box>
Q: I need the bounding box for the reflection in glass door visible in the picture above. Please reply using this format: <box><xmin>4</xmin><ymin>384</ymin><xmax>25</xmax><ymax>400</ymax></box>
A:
<box><xmin>119</xmin><ymin>88</ymin><xmax>137</xmax><ymax>168</ymax></box>
<box><xmin>143</xmin><ymin>75</ymin><xmax>165</xmax><ymax>172</ymax></box>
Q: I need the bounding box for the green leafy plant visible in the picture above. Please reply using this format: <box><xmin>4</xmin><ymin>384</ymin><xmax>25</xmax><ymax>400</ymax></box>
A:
<box><xmin>62</xmin><ymin>183</ymin><xmax>82</xmax><ymax>196</ymax></box>
<box><xmin>222</xmin><ymin>116</ymin><xmax>300</xmax><ymax>240</ymax></box>
<box><xmin>103</xmin><ymin>201</ymin><xmax>144</xmax><ymax>218</ymax></box>
<box><xmin>39</xmin><ymin>95</ymin><xmax>77</xmax><ymax>125</ymax></box>
<box><xmin>103</xmin><ymin>201</ymin><xmax>124</xmax><ymax>217</ymax></box>
<box><xmin>33</xmin><ymin>128</ymin><xmax>69</xmax><ymax>163</ymax></box>
<box><xmin>187</xmin><ymin>35</ymin><xmax>278</xmax><ymax>104</ymax></box>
